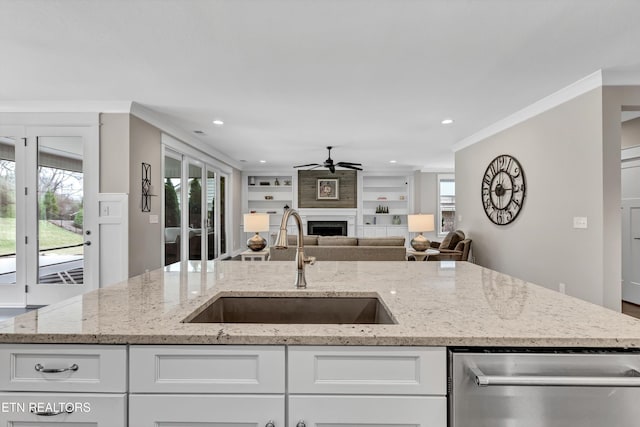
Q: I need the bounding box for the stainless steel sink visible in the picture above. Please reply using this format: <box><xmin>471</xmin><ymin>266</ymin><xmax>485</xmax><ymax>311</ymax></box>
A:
<box><xmin>184</xmin><ymin>296</ymin><xmax>396</xmax><ymax>324</ymax></box>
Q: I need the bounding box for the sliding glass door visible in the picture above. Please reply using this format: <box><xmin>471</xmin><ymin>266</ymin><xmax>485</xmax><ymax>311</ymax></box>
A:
<box><xmin>163</xmin><ymin>148</ymin><xmax>229</xmax><ymax>265</ymax></box>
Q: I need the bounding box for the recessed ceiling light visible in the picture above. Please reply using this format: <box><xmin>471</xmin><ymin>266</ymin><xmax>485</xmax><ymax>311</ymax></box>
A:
<box><xmin>259</xmin><ymin>160</ymin><xmax>267</xmax><ymax>163</ymax></box>
<box><xmin>441</xmin><ymin>118</ymin><xmax>454</xmax><ymax>125</ymax></box>
<box><xmin>389</xmin><ymin>160</ymin><xmax>397</xmax><ymax>163</ymax></box>
<box><xmin>212</xmin><ymin>119</ymin><xmax>224</xmax><ymax>126</ymax></box>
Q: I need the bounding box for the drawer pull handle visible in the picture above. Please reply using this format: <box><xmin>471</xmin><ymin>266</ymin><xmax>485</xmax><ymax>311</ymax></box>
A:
<box><xmin>297</xmin><ymin>421</ymin><xmax>306</xmax><ymax>427</ymax></box>
<box><xmin>34</xmin><ymin>363</ymin><xmax>79</xmax><ymax>373</ymax></box>
<box><xmin>31</xmin><ymin>408</ymin><xmax>74</xmax><ymax>416</ymax></box>
<box><xmin>266</xmin><ymin>420</ymin><xmax>275</xmax><ymax>427</ymax></box>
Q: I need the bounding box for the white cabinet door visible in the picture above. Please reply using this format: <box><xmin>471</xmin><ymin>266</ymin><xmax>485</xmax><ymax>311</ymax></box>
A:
<box><xmin>0</xmin><ymin>392</ymin><xmax>126</xmax><ymax>426</ymax></box>
<box><xmin>289</xmin><ymin>395</ymin><xmax>446</xmax><ymax>427</ymax></box>
<box><xmin>130</xmin><ymin>394</ymin><xmax>284</xmax><ymax>427</ymax></box>
<box><xmin>288</xmin><ymin>346</ymin><xmax>446</xmax><ymax>395</ymax></box>
<box><xmin>129</xmin><ymin>345</ymin><xmax>285</xmax><ymax>393</ymax></box>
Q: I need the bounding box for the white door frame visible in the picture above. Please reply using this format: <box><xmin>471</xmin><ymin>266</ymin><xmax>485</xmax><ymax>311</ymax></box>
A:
<box><xmin>622</xmin><ymin>145</ymin><xmax>640</xmax><ymax>304</ymax></box>
<box><xmin>25</xmin><ymin>125</ymin><xmax>100</xmax><ymax>305</ymax></box>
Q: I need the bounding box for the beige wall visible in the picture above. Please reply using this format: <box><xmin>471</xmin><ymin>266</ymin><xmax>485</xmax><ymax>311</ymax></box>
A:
<box><xmin>622</xmin><ymin>116</ymin><xmax>640</xmax><ymax>148</ymax></box>
<box><xmin>99</xmin><ymin>113</ymin><xmax>130</xmax><ymax>193</ymax></box>
<box><xmin>456</xmin><ymin>88</ymin><xmax>607</xmax><ymax>306</ymax></box>
<box><xmin>128</xmin><ymin>115</ymin><xmax>163</xmax><ymax>276</ymax></box>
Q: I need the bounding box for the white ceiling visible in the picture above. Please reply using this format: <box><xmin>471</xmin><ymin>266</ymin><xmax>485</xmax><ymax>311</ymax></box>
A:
<box><xmin>2</xmin><ymin>0</ymin><xmax>640</xmax><ymax>171</ymax></box>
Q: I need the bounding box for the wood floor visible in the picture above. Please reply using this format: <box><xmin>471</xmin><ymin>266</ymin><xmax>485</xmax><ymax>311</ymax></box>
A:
<box><xmin>622</xmin><ymin>301</ymin><xmax>640</xmax><ymax>320</ymax></box>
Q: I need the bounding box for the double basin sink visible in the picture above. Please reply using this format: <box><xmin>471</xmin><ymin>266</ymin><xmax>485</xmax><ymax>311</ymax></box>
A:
<box><xmin>184</xmin><ymin>295</ymin><xmax>396</xmax><ymax>325</ymax></box>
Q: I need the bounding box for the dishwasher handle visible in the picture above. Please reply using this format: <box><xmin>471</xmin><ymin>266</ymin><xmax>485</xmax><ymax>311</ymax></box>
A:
<box><xmin>470</xmin><ymin>366</ymin><xmax>640</xmax><ymax>387</ymax></box>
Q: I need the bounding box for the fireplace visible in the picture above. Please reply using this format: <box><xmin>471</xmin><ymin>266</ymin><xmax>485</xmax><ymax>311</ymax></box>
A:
<box><xmin>308</xmin><ymin>221</ymin><xmax>348</xmax><ymax>236</ymax></box>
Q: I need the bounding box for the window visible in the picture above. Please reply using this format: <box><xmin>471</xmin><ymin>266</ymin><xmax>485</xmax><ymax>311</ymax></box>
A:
<box><xmin>438</xmin><ymin>174</ymin><xmax>455</xmax><ymax>235</ymax></box>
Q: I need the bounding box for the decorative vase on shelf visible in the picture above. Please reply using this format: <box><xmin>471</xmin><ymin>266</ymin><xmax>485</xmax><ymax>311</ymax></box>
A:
<box><xmin>274</xmin><ymin>178</ymin><xmax>280</xmax><ymax>186</ymax></box>
<box><xmin>392</xmin><ymin>215</ymin><xmax>401</xmax><ymax>225</ymax></box>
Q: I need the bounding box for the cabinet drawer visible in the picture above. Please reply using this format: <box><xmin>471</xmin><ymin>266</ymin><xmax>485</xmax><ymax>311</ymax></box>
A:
<box><xmin>290</xmin><ymin>395</ymin><xmax>446</xmax><ymax>427</ymax></box>
<box><xmin>288</xmin><ymin>346</ymin><xmax>446</xmax><ymax>395</ymax></box>
<box><xmin>0</xmin><ymin>392</ymin><xmax>126</xmax><ymax>426</ymax></box>
<box><xmin>130</xmin><ymin>345</ymin><xmax>285</xmax><ymax>393</ymax></box>
<box><xmin>0</xmin><ymin>344</ymin><xmax>127</xmax><ymax>392</ymax></box>
<box><xmin>130</xmin><ymin>394</ymin><xmax>284</xmax><ymax>427</ymax></box>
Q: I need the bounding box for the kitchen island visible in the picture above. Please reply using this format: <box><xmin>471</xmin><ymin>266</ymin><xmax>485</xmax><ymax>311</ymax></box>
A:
<box><xmin>3</xmin><ymin>261</ymin><xmax>640</xmax><ymax>426</ymax></box>
<box><xmin>1</xmin><ymin>260</ymin><xmax>640</xmax><ymax>346</ymax></box>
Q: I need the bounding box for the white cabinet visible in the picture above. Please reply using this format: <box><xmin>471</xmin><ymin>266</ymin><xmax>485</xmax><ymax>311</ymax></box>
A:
<box><xmin>130</xmin><ymin>394</ymin><xmax>284</xmax><ymax>427</ymax></box>
<box><xmin>0</xmin><ymin>344</ymin><xmax>127</xmax><ymax>392</ymax></box>
<box><xmin>0</xmin><ymin>344</ymin><xmax>127</xmax><ymax>427</ymax></box>
<box><xmin>290</xmin><ymin>395</ymin><xmax>446</xmax><ymax>427</ymax></box>
<box><xmin>0</xmin><ymin>392</ymin><xmax>127</xmax><ymax>426</ymax></box>
<box><xmin>288</xmin><ymin>346</ymin><xmax>446</xmax><ymax>427</ymax></box>
<box><xmin>129</xmin><ymin>345</ymin><xmax>286</xmax><ymax>426</ymax></box>
<box><xmin>288</xmin><ymin>346</ymin><xmax>446</xmax><ymax>395</ymax></box>
<box><xmin>129</xmin><ymin>345</ymin><xmax>285</xmax><ymax>393</ymax></box>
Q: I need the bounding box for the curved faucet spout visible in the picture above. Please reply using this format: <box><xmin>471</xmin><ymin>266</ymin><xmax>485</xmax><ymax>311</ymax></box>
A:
<box><xmin>274</xmin><ymin>208</ymin><xmax>309</xmax><ymax>288</ymax></box>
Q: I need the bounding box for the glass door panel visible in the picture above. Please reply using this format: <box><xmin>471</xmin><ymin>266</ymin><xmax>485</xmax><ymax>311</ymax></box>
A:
<box><xmin>206</xmin><ymin>169</ymin><xmax>216</xmax><ymax>260</ymax></box>
<box><xmin>164</xmin><ymin>155</ymin><xmax>182</xmax><ymax>266</ymax></box>
<box><xmin>219</xmin><ymin>175</ymin><xmax>227</xmax><ymax>256</ymax></box>
<box><xmin>0</xmin><ymin>137</ymin><xmax>24</xmax><ymax>306</ymax></box>
<box><xmin>37</xmin><ymin>137</ymin><xmax>85</xmax><ymax>284</ymax></box>
<box><xmin>188</xmin><ymin>163</ymin><xmax>202</xmax><ymax>260</ymax></box>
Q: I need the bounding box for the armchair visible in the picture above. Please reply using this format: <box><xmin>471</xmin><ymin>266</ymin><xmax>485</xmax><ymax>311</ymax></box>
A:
<box><xmin>428</xmin><ymin>230</ymin><xmax>472</xmax><ymax>261</ymax></box>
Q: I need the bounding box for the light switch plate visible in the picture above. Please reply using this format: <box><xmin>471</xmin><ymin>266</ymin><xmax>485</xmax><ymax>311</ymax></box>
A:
<box><xmin>573</xmin><ymin>216</ymin><xmax>588</xmax><ymax>229</ymax></box>
<box><xmin>149</xmin><ymin>214</ymin><xmax>159</xmax><ymax>224</ymax></box>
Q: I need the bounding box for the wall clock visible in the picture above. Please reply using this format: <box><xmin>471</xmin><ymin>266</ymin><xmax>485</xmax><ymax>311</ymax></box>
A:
<box><xmin>481</xmin><ymin>154</ymin><xmax>526</xmax><ymax>225</ymax></box>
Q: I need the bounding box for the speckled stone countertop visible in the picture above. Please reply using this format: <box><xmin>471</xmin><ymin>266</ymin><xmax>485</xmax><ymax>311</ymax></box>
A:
<box><xmin>2</xmin><ymin>260</ymin><xmax>640</xmax><ymax>347</ymax></box>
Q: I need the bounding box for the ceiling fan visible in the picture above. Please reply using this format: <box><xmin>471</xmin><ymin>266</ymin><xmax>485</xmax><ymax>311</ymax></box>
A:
<box><xmin>293</xmin><ymin>146</ymin><xmax>363</xmax><ymax>173</ymax></box>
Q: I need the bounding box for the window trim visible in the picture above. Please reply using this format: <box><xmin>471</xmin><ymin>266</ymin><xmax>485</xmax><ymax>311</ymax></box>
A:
<box><xmin>437</xmin><ymin>173</ymin><xmax>455</xmax><ymax>237</ymax></box>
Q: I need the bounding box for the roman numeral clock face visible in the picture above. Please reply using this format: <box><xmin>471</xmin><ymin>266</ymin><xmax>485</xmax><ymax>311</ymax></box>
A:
<box><xmin>481</xmin><ymin>154</ymin><xmax>526</xmax><ymax>225</ymax></box>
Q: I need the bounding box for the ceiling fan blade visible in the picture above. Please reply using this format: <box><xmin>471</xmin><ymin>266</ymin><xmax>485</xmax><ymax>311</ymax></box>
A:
<box><xmin>307</xmin><ymin>165</ymin><xmax>323</xmax><ymax>170</ymax></box>
<box><xmin>329</xmin><ymin>165</ymin><xmax>335</xmax><ymax>173</ymax></box>
<box><xmin>293</xmin><ymin>163</ymin><xmax>320</xmax><ymax>168</ymax></box>
<box><xmin>339</xmin><ymin>164</ymin><xmax>363</xmax><ymax>171</ymax></box>
<box><xmin>336</xmin><ymin>161</ymin><xmax>362</xmax><ymax>166</ymax></box>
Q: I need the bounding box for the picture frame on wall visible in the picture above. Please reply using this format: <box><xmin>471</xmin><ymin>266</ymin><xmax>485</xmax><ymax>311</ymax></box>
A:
<box><xmin>317</xmin><ymin>178</ymin><xmax>339</xmax><ymax>200</ymax></box>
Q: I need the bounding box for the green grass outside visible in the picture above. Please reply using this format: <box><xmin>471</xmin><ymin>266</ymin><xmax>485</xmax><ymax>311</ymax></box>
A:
<box><xmin>0</xmin><ymin>217</ymin><xmax>83</xmax><ymax>257</ymax></box>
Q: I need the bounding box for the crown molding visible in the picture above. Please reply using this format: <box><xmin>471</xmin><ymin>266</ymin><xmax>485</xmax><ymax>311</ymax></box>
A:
<box><xmin>453</xmin><ymin>70</ymin><xmax>603</xmax><ymax>152</ymax></box>
<box><xmin>0</xmin><ymin>101</ymin><xmax>132</xmax><ymax>113</ymax></box>
<box><xmin>130</xmin><ymin>102</ymin><xmax>242</xmax><ymax>170</ymax></box>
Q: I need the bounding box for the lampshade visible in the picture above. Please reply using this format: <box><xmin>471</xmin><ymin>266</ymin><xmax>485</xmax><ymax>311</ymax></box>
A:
<box><xmin>243</xmin><ymin>213</ymin><xmax>269</xmax><ymax>232</ymax></box>
<box><xmin>407</xmin><ymin>214</ymin><xmax>435</xmax><ymax>233</ymax></box>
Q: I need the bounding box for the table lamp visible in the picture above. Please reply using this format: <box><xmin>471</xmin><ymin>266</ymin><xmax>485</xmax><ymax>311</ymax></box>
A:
<box><xmin>244</xmin><ymin>213</ymin><xmax>270</xmax><ymax>251</ymax></box>
<box><xmin>407</xmin><ymin>214</ymin><xmax>435</xmax><ymax>251</ymax></box>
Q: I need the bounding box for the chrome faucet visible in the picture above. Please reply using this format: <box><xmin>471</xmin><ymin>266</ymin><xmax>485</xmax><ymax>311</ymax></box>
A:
<box><xmin>274</xmin><ymin>208</ymin><xmax>315</xmax><ymax>288</ymax></box>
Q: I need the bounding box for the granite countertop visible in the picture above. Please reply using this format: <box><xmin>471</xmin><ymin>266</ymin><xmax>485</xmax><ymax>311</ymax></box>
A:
<box><xmin>2</xmin><ymin>260</ymin><xmax>640</xmax><ymax>347</ymax></box>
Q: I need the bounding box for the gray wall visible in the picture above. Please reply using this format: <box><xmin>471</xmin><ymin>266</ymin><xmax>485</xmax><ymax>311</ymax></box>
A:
<box><xmin>128</xmin><ymin>115</ymin><xmax>163</xmax><ymax>276</ymax></box>
<box><xmin>456</xmin><ymin>88</ymin><xmax>607</xmax><ymax>305</ymax></box>
<box><xmin>99</xmin><ymin>113</ymin><xmax>130</xmax><ymax>193</ymax></box>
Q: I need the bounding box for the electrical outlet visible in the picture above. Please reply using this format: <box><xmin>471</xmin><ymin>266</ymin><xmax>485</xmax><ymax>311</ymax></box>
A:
<box><xmin>559</xmin><ymin>283</ymin><xmax>566</xmax><ymax>294</ymax></box>
<box><xmin>149</xmin><ymin>214</ymin><xmax>159</xmax><ymax>224</ymax></box>
<box><xmin>573</xmin><ymin>217</ymin><xmax>588</xmax><ymax>229</ymax></box>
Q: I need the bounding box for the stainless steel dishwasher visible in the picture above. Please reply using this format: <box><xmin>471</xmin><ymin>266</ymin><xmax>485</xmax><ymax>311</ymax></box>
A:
<box><xmin>450</xmin><ymin>349</ymin><xmax>640</xmax><ymax>426</ymax></box>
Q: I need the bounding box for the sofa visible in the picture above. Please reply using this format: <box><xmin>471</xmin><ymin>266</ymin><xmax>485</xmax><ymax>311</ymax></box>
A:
<box><xmin>269</xmin><ymin>235</ymin><xmax>407</xmax><ymax>261</ymax></box>
<box><xmin>426</xmin><ymin>229</ymin><xmax>472</xmax><ymax>261</ymax></box>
